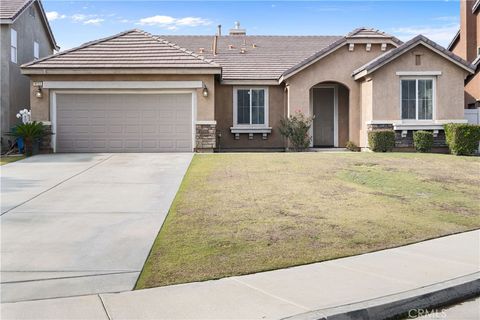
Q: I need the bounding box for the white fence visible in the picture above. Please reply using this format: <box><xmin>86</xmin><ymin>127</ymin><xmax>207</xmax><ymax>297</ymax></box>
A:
<box><xmin>465</xmin><ymin>109</ymin><xmax>480</xmax><ymax>125</ymax></box>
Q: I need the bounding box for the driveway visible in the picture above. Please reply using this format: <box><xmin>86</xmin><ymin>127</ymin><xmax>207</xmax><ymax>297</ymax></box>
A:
<box><xmin>0</xmin><ymin>153</ymin><xmax>193</xmax><ymax>303</ymax></box>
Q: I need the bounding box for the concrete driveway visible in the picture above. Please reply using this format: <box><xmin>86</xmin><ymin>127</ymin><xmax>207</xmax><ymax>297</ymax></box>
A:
<box><xmin>0</xmin><ymin>153</ymin><xmax>193</xmax><ymax>303</ymax></box>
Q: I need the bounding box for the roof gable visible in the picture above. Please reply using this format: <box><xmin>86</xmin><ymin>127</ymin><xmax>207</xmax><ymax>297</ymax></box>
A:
<box><xmin>353</xmin><ymin>35</ymin><xmax>476</xmax><ymax>80</ymax></box>
<box><xmin>22</xmin><ymin>29</ymin><xmax>220</xmax><ymax>73</ymax></box>
<box><xmin>280</xmin><ymin>28</ymin><xmax>402</xmax><ymax>81</ymax></box>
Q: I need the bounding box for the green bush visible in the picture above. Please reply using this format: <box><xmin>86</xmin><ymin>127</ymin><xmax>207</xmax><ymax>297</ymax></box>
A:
<box><xmin>345</xmin><ymin>141</ymin><xmax>360</xmax><ymax>152</ymax></box>
<box><xmin>444</xmin><ymin>123</ymin><xmax>480</xmax><ymax>156</ymax></box>
<box><xmin>368</xmin><ymin>130</ymin><xmax>395</xmax><ymax>152</ymax></box>
<box><xmin>413</xmin><ymin>130</ymin><xmax>434</xmax><ymax>153</ymax></box>
<box><xmin>8</xmin><ymin>121</ymin><xmax>50</xmax><ymax>156</ymax></box>
<box><xmin>279</xmin><ymin>111</ymin><xmax>313</xmax><ymax>151</ymax></box>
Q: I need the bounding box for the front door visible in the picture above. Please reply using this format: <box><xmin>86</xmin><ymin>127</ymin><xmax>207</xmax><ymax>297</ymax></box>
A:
<box><xmin>313</xmin><ymin>87</ymin><xmax>335</xmax><ymax>147</ymax></box>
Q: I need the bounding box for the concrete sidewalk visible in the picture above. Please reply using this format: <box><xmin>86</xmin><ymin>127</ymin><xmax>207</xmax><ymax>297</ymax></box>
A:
<box><xmin>1</xmin><ymin>230</ymin><xmax>479</xmax><ymax>319</ymax></box>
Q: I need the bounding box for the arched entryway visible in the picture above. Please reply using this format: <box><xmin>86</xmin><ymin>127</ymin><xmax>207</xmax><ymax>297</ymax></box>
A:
<box><xmin>310</xmin><ymin>82</ymin><xmax>350</xmax><ymax>147</ymax></box>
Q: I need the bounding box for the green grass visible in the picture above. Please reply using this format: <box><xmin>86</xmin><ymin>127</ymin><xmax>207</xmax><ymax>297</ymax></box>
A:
<box><xmin>136</xmin><ymin>152</ymin><xmax>480</xmax><ymax>289</ymax></box>
<box><xmin>0</xmin><ymin>155</ymin><xmax>25</xmax><ymax>165</ymax></box>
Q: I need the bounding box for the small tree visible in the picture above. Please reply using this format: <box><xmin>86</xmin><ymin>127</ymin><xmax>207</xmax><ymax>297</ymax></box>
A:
<box><xmin>279</xmin><ymin>111</ymin><xmax>313</xmax><ymax>151</ymax></box>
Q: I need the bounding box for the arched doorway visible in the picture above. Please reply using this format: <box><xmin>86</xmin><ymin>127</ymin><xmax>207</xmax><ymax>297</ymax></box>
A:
<box><xmin>310</xmin><ymin>82</ymin><xmax>349</xmax><ymax>147</ymax></box>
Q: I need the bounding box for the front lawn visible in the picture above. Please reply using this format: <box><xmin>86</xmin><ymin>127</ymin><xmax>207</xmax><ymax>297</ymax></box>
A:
<box><xmin>136</xmin><ymin>153</ymin><xmax>480</xmax><ymax>289</ymax></box>
<box><xmin>0</xmin><ymin>155</ymin><xmax>24</xmax><ymax>165</ymax></box>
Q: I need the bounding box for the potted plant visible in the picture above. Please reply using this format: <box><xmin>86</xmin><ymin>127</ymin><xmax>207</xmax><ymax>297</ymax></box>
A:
<box><xmin>8</xmin><ymin>121</ymin><xmax>50</xmax><ymax>156</ymax></box>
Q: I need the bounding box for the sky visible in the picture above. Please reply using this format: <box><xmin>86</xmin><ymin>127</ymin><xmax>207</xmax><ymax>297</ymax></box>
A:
<box><xmin>42</xmin><ymin>0</ymin><xmax>461</xmax><ymax>51</ymax></box>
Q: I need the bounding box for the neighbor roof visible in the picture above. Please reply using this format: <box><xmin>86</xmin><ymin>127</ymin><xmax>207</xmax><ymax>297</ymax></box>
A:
<box><xmin>162</xmin><ymin>35</ymin><xmax>343</xmax><ymax>80</ymax></box>
<box><xmin>22</xmin><ymin>29</ymin><xmax>221</xmax><ymax>73</ymax></box>
<box><xmin>0</xmin><ymin>0</ymin><xmax>58</xmax><ymax>50</ymax></box>
<box><xmin>353</xmin><ymin>35</ymin><xmax>476</xmax><ymax>79</ymax></box>
<box><xmin>473</xmin><ymin>0</ymin><xmax>480</xmax><ymax>13</ymax></box>
<box><xmin>0</xmin><ymin>0</ymin><xmax>31</xmax><ymax>20</ymax></box>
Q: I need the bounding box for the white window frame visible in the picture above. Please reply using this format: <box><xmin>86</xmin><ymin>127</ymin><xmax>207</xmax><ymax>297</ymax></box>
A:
<box><xmin>34</xmin><ymin>41</ymin><xmax>39</xmax><ymax>59</ymax></box>
<box><xmin>400</xmin><ymin>77</ymin><xmax>436</xmax><ymax>121</ymax></box>
<box><xmin>233</xmin><ymin>87</ymin><xmax>269</xmax><ymax>127</ymax></box>
<box><xmin>11</xmin><ymin>29</ymin><xmax>17</xmax><ymax>63</ymax></box>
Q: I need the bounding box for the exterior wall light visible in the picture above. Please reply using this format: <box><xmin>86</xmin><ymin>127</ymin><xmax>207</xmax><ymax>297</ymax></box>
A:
<box><xmin>35</xmin><ymin>87</ymin><xmax>43</xmax><ymax>98</ymax></box>
<box><xmin>33</xmin><ymin>81</ymin><xmax>43</xmax><ymax>99</ymax></box>
<box><xmin>202</xmin><ymin>86</ymin><xmax>209</xmax><ymax>97</ymax></box>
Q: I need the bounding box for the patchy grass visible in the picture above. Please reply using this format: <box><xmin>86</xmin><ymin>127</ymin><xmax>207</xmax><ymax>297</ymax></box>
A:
<box><xmin>136</xmin><ymin>153</ymin><xmax>480</xmax><ymax>289</ymax></box>
<box><xmin>0</xmin><ymin>155</ymin><xmax>24</xmax><ymax>165</ymax></box>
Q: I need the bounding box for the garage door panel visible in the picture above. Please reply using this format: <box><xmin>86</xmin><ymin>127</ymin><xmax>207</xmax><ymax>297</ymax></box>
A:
<box><xmin>56</xmin><ymin>93</ymin><xmax>193</xmax><ymax>153</ymax></box>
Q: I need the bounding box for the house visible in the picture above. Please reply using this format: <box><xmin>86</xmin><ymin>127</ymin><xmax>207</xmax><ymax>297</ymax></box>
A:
<box><xmin>448</xmin><ymin>0</ymin><xmax>479</xmax><ymax>110</ymax></box>
<box><xmin>21</xmin><ymin>24</ymin><xmax>475</xmax><ymax>153</ymax></box>
<box><xmin>1</xmin><ymin>0</ymin><xmax>59</xmax><ymax>149</ymax></box>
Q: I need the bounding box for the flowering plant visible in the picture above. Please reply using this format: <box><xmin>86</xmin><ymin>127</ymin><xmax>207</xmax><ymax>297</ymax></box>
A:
<box><xmin>16</xmin><ymin>109</ymin><xmax>32</xmax><ymax>124</ymax></box>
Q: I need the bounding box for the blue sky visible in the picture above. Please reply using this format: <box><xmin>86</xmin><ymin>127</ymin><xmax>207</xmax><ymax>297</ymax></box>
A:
<box><xmin>43</xmin><ymin>0</ymin><xmax>461</xmax><ymax>50</ymax></box>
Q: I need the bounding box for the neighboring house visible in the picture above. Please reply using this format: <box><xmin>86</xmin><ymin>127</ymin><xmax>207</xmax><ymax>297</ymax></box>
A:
<box><xmin>0</xmin><ymin>0</ymin><xmax>59</xmax><ymax>149</ymax></box>
<box><xmin>21</xmin><ymin>25</ymin><xmax>474</xmax><ymax>153</ymax></box>
<box><xmin>448</xmin><ymin>0</ymin><xmax>479</xmax><ymax>110</ymax></box>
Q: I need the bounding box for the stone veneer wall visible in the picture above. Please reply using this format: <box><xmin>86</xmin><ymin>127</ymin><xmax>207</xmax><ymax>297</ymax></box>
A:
<box><xmin>38</xmin><ymin>124</ymin><xmax>53</xmax><ymax>153</ymax></box>
<box><xmin>367</xmin><ymin>123</ymin><xmax>447</xmax><ymax>149</ymax></box>
<box><xmin>195</xmin><ymin>123</ymin><xmax>216</xmax><ymax>152</ymax></box>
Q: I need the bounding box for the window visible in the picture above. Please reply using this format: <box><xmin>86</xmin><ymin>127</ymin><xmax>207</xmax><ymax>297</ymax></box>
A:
<box><xmin>34</xmin><ymin>41</ymin><xmax>39</xmax><ymax>59</ymax></box>
<box><xmin>11</xmin><ymin>29</ymin><xmax>17</xmax><ymax>63</ymax></box>
<box><xmin>234</xmin><ymin>88</ymin><xmax>268</xmax><ymax>126</ymax></box>
<box><xmin>401</xmin><ymin>78</ymin><xmax>434</xmax><ymax>120</ymax></box>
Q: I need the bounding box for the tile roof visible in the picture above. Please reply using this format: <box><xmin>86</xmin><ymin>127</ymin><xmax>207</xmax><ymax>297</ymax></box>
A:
<box><xmin>353</xmin><ymin>35</ymin><xmax>476</xmax><ymax>78</ymax></box>
<box><xmin>161</xmin><ymin>35</ymin><xmax>343</xmax><ymax>80</ymax></box>
<box><xmin>22</xmin><ymin>29</ymin><xmax>220</xmax><ymax>71</ymax></box>
<box><xmin>0</xmin><ymin>0</ymin><xmax>31</xmax><ymax>20</ymax></box>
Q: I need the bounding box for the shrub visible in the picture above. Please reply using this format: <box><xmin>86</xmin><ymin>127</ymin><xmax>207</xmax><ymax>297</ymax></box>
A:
<box><xmin>443</xmin><ymin>123</ymin><xmax>480</xmax><ymax>156</ymax></box>
<box><xmin>8</xmin><ymin>121</ymin><xmax>50</xmax><ymax>156</ymax></box>
<box><xmin>279</xmin><ymin>111</ymin><xmax>313</xmax><ymax>151</ymax></box>
<box><xmin>368</xmin><ymin>130</ymin><xmax>395</xmax><ymax>152</ymax></box>
<box><xmin>413</xmin><ymin>130</ymin><xmax>434</xmax><ymax>153</ymax></box>
<box><xmin>345</xmin><ymin>141</ymin><xmax>360</xmax><ymax>152</ymax></box>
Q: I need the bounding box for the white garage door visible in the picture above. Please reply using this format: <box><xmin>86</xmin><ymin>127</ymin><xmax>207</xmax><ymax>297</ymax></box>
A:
<box><xmin>55</xmin><ymin>93</ymin><xmax>193</xmax><ymax>152</ymax></box>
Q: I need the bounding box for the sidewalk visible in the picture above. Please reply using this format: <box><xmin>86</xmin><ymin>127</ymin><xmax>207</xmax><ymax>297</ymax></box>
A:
<box><xmin>2</xmin><ymin>230</ymin><xmax>479</xmax><ymax>319</ymax></box>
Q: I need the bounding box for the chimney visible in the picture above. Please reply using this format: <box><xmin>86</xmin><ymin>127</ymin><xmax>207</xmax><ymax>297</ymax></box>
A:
<box><xmin>458</xmin><ymin>0</ymin><xmax>477</xmax><ymax>62</ymax></box>
<box><xmin>217</xmin><ymin>25</ymin><xmax>222</xmax><ymax>36</ymax></box>
<box><xmin>229</xmin><ymin>21</ymin><xmax>246</xmax><ymax>36</ymax></box>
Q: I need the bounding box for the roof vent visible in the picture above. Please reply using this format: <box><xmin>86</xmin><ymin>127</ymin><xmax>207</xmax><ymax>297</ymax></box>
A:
<box><xmin>240</xmin><ymin>47</ymin><xmax>246</xmax><ymax>54</ymax></box>
<box><xmin>229</xmin><ymin>21</ymin><xmax>246</xmax><ymax>36</ymax></box>
<box><xmin>228</xmin><ymin>44</ymin><xmax>234</xmax><ymax>50</ymax></box>
<box><xmin>199</xmin><ymin>48</ymin><xmax>205</xmax><ymax>53</ymax></box>
<box><xmin>252</xmin><ymin>43</ymin><xmax>257</xmax><ymax>48</ymax></box>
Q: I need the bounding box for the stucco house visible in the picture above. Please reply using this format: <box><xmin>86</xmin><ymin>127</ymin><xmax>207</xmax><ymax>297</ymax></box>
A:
<box><xmin>448</xmin><ymin>0</ymin><xmax>479</xmax><ymax>110</ymax></box>
<box><xmin>21</xmin><ymin>25</ymin><xmax>475</xmax><ymax>153</ymax></box>
<box><xmin>1</xmin><ymin>0</ymin><xmax>59</xmax><ymax>149</ymax></box>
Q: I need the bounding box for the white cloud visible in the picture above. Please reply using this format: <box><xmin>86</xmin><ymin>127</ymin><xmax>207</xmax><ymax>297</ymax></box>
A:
<box><xmin>46</xmin><ymin>11</ymin><xmax>65</xmax><ymax>21</ymax></box>
<box><xmin>72</xmin><ymin>14</ymin><xmax>88</xmax><ymax>22</ymax></box>
<box><xmin>83</xmin><ymin>18</ymin><xmax>105</xmax><ymax>26</ymax></box>
<box><xmin>392</xmin><ymin>23</ymin><xmax>459</xmax><ymax>46</ymax></box>
<box><xmin>137</xmin><ymin>15</ymin><xmax>211</xmax><ymax>29</ymax></box>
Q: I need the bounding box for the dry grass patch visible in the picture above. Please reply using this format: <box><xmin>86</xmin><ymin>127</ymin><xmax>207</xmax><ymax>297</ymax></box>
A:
<box><xmin>136</xmin><ymin>152</ymin><xmax>480</xmax><ymax>289</ymax></box>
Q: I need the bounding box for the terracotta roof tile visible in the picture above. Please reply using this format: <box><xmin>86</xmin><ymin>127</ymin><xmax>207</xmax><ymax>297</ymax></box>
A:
<box><xmin>162</xmin><ymin>35</ymin><xmax>343</xmax><ymax>80</ymax></box>
<box><xmin>23</xmin><ymin>29</ymin><xmax>220</xmax><ymax>70</ymax></box>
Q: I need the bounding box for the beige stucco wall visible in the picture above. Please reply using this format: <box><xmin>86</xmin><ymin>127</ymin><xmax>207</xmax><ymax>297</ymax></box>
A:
<box><xmin>214</xmin><ymin>83</ymin><xmax>286</xmax><ymax>150</ymax></box>
<box><xmin>27</xmin><ymin>74</ymin><xmax>216</xmax><ymax>122</ymax></box>
<box><xmin>286</xmin><ymin>43</ymin><xmax>395</xmax><ymax>146</ymax></box>
<box><xmin>370</xmin><ymin>44</ymin><xmax>469</xmax><ymax>121</ymax></box>
<box><xmin>465</xmin><ymin>72</ymin><xmax>479</xmax><ymax>107</ymax></box>
<box><xmin>359</xmin><ymin>79</ymin><xmax>373</xmax><ymax>147</ymax></box>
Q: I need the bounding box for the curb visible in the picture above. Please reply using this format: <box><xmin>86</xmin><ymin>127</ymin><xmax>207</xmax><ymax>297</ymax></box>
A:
<box><xmin>282</xmin><ymin>272</ymin><xmax>480</xmax><ymax>320</ymax></box>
